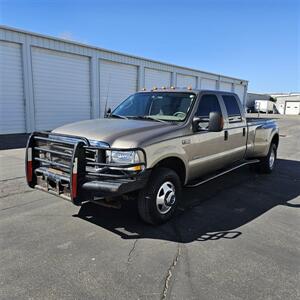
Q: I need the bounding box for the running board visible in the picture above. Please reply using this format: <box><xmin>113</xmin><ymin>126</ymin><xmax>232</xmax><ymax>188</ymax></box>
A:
<box><xmin>185</xmin><ymin>159</ymin><xmax>260</xmax><ymax>188</ymax></box>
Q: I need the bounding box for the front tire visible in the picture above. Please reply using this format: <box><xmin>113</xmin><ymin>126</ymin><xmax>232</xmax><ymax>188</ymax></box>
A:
<box><xmin>138</xmin><ymin>167</ymin><xmax>181</xmax><ymax>225</ymax></box>
<box><xmin>257</xmin><ymin>143</ymin><xmax>277</xmax><ymax>173</ymax></box>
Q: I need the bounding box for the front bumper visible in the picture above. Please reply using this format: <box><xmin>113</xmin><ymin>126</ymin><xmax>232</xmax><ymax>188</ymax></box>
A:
<box><xmin>25</xmin><ymin>132</ymin><xmax>149</xmax><ymax>205</ymax></box>
<box><xmin>81</xmin><ymin>170</ymin><xmax>150</xmax><ymax>198</ymax></box>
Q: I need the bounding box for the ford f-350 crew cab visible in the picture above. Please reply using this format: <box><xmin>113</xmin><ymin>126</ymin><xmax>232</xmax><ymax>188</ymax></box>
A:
<box><xmin>26</xmin><ymin>89</ymin><xmax>279</xmax><ymax>224</ymax></box>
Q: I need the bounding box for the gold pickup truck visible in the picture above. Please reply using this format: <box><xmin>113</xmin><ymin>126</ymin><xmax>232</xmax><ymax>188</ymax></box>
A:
<box><xmin>25</xmin><ymin>89</ymin><xmax>279</xmax><ymax>224</ymax></box>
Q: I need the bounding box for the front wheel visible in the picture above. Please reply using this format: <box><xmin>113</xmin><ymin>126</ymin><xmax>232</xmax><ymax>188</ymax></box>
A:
<box><xmin>257</xmin><ymin>143</ymin><xmax>277</xmax><ymax>173</ymax></box>
<box><xmin>137</xmin><ymin>167</ymin><xmax>181</xmax><ymax>225</ymax></box>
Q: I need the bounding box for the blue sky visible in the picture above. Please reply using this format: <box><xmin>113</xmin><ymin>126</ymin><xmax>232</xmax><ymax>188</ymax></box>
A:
<box><xmin>1</xmin><ymin>0</ymin><xmax>299</xmax><ymax>93</ymax></box>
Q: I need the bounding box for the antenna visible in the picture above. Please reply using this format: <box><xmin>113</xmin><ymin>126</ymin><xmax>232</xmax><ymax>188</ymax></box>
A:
<box><xmin>104</xmin><ymin>75</ymin><xmax>111</xmax><ymax>117</ymax></box>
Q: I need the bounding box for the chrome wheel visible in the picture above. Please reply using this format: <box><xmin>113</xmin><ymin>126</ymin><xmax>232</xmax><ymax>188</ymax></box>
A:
<box><xmin>269</xmin><ymin>148</ymin><xmax>275</xmax><ymax>169</ymax></box>
<box><xmin>156</xmin><ymin>181</ymin><xmax>176</xmax><ymax>214</ymax></box>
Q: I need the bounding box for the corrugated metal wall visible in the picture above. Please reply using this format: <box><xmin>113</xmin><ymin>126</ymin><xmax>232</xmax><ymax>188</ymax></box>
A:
<box><xmin>176</xmin><ymin>74</ymin><xmax>197</xmax><ymax>88</ymax></box>
<box><xmin>99</xmin><ymin>59</ymin><xmax>138</xmax><ymax>115</ymax></box>
<box><xmin>0</xmin><ymin>41</ymin><xmax>26</xmax><ymax>134</ymax></box>
<box><xmin>144</xmin><ymin>68</ymin><xmax>171</xmax><ymax>89</ymax></box>
<box><xmin>0</xmin><ymin>26</ymin><xmax>248</xmax><ymax>134</ymax></box>
<box><xmin>32</xmin><ymin>47</ymin><xmax>91</xmax><ymax>130</ymax></box>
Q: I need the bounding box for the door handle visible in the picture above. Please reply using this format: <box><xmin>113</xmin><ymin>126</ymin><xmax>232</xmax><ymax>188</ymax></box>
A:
<box><xmin>224</xmin><ymin>130</ymin><xmax>228</xmax><ymax>141</ymax></box>
<box><xmin>243</xmin><ymin>128</ymin><xmax>246</xmax><ymax>136</ymax></box>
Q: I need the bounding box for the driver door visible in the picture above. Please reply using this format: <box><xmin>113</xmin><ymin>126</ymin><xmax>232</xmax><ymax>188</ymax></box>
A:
<box><xmin>186</xmin><ymin>93</ymin><xmax>230</xmax><ymax>180</ymax></box>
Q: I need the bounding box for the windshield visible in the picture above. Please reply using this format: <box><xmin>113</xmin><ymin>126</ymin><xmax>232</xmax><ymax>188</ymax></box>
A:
<box><xmin>112</xmin><ymin>92</ymin><xmax>196</xmax><ymax>122</ymax></box>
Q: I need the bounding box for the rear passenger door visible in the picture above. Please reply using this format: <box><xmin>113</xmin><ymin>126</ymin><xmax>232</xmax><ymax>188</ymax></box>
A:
<box><xmin>221</xmin><ymin>94</ymin><xmax>247</xmax><ymax>162</ymax></box>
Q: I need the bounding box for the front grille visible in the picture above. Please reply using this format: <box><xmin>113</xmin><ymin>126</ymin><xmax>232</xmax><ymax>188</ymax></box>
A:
<box><xmin>34</xmin><ymin>140</ymin><xmax>74</xmax><ymax>176</ymax></box>
<box><xmin>85</xmin><ymin>148</ymin><xmax>106</xmax><ymax>173</ymax></box>
<box><xmin>26</xmin><ymin>132</ymin><xmax>147</xmax><ymax>203</ymax></box>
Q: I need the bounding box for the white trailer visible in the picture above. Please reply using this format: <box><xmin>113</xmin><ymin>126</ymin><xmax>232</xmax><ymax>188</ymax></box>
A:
<box><xmin>254</xmin><ymin>100</ymin><xmax>276</xmax><ymax>113</ymax></box>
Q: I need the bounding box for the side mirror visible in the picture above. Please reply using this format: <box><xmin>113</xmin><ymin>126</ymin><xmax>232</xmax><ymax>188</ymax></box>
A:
<box><xmin>192</xmin><ymin>116</ymin><xmax>202</xmax><ymax>132</ymax></box>
<box><xmin>208</xmin><ymin>112</ymin><xmax>223</xmax><ymax>132</ymax></box>
<box><xmin>105</xmin><ymin>107</ymin><xmax>111</xmax><ymax>118</ymax></box>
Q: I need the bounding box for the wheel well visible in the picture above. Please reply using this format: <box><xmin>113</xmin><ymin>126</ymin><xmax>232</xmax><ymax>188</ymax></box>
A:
<box><xmin>271</xmin><ymin>133</ymin><xmax>279</xmax><ymax>148</ymax></box>
<box><xmin>154</xmin><ymin>157</ymin><xmax>186</xmax><ymax>184</ymax></box>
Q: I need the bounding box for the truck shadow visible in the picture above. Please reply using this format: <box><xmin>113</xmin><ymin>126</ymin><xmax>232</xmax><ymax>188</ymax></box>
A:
<box><xmin>73</xmin><ymin>158</ymin><xmax>300</xmax><ymax>243</ymax></box>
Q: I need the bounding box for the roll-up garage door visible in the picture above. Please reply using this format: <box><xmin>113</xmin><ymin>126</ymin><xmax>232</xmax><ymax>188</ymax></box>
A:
<box><xmin>234</xmin><ymin>84</ymin><xmax>245</xmax><ymax>104</ymax></box>
<box><xmin>285</xmin><ymin>102</ymin><xmax>300</xmax><ymax>115</ymax></box>
<box><xmin>145</xmin><ymin>68</ymin><xmax>171</xmax><ymax>89</ymax></box>
<box><xmin>99</xmin><ymin>60</ymin><xmax>137</xmax><ymax>116</ymax></box>
<box><xmin>201</xmin><ymin>78</ymin><xmax>217</xmax><ymax>90</ymax></box>
<box><xmin>176</xmin><ymin>74</ymin><xmax>197</xmax><ymax>88</ymax></box>
<box><xmin>32</xmin><ymin>48</ymin><xmax>91</xmax><ymax>131</ymax></box>
<box><xmin>219</xmin><ymin>81</ymin><xmax>232</xmax><ymax>92</ymax></box>
<box><xmin>0</xmin><ymin>41</ymin><xmax>25</xmax><ymax>134</ymax></box>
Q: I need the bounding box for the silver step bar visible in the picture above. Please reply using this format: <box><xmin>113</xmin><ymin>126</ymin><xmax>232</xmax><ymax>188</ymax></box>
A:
<box><xmin>186</xmin><ymin>159</ymin><xmax>260</xmax><ymax>188</ymax></box>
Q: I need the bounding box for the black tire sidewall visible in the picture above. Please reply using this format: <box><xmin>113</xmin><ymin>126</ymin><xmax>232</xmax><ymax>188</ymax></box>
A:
<box><xmin>259</xmin><ymin>143</ymin><xmax>277</xmax><ymax>173</ymax></box>
<box><xmin>138</xmin><ymin>168</ymin><xmax>182</xmax><ymax>224</ymax></box>
<box><xmin>269</xmin><ymin>143</ymin><xmax>277</xmax><ymax>170</ymax></box>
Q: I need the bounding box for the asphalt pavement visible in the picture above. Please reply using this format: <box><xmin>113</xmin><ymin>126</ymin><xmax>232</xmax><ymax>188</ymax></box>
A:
<box><xmin>0</xmin><ymin>117</ymin><xmax>299</xmax><ymax>300</ymax></box>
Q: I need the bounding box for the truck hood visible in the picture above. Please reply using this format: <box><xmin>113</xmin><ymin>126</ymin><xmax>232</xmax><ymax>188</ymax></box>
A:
<box><xmin>52</xmin><ymin>118</ymin><xmax>179</xmax><ymax>148</ymax></box>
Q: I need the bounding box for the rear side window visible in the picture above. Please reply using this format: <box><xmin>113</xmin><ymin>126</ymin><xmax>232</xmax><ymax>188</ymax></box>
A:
<box><xmin>196</xmin><ymin>94</ymin><xmax>222</xmax><ymax>117</ymax></box>
<box><xmin>222</xmin><ymin>95</ymin><xmax>241</xmax><ymax>117</ymax></box>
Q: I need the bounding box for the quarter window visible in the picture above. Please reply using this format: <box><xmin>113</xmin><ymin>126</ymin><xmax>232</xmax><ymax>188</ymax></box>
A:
<box><xmin>222</xmin><ymin>95</ymin><xmax>241</xmax><ymax>117</ymax></box>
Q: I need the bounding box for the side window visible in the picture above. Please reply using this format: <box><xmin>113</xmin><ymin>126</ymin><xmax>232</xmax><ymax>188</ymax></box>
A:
<box><xmin>196</xmin><ymin>94</ymin><xmax>222</xmax><ymax>118</ymax></box>
<box><xmin>222</xmin><ymin>95</ymin><xmax>242</xmax><ymax>121</ymax></box>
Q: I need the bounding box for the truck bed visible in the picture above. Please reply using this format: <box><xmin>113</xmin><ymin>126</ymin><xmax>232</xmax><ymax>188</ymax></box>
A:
<box><xmin>246</xmin><ymin>117</ymin><xmax>276</xmax><ymax>126</ymax></box>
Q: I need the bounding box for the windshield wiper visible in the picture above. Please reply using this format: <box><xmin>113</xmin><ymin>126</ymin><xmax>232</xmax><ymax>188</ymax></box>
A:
<box><xmin>128</xmin><ymin>116</ymin><xmax>166</xmax><ymax>123</ymax></box>
<box><xmin>143</xmin><ymin>116</ymin><xmax>167</xmax><ymax>123</ymax></box>
<box><xmin>110</xmin><ymin>114</ymin><xmax>128</xmax><ymax>120</ymax></box>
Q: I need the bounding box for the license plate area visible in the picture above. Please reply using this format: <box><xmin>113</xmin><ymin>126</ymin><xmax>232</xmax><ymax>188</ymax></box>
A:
<box><xmin>35</xmin><ymin>167</ymin><xmax>72</xmax><ymax>200</ymax></box>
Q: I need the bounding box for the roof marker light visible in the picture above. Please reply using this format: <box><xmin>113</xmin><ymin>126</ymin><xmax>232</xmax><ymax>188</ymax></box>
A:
<box><xmin>152</xmin><ymin>86</ymin><xmax>157</xmax><ymax>91</ymax></box>
<box><xmin>187</xmin><ymin>85</ymin><xmax>193</xmax><ymax>90</ymax></box>
<box><xmin>141</xmin><ymin>87</ymin><xmax>146</xmax><ymax>91</ymax></box>
<box><xmin>170</xmin><ymin>86</ymin><xmax>175</xmax><ymax>90</ymax></box>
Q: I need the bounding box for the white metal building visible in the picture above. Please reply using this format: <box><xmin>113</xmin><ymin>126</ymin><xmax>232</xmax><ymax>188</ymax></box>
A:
<box><xmin>0</xmin><ymin>26</ymin><xmax>248</xmax><ymax>134</ymax></box>
<box><xmin>271</xmin><ymin>93</ymin><xmax>300</xmax><ymax>115</ymax></box>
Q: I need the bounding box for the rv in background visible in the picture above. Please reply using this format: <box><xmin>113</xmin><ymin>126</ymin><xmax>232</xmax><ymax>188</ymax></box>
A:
<box><xmin>246</xmin><ymin>92</ymin><xmax>271</xmax><ymax>112</ymax></box>
<box><xmin>254</xmin><ymin>100</ymin><xmax>277</xmax><ymax>114</ymax></box>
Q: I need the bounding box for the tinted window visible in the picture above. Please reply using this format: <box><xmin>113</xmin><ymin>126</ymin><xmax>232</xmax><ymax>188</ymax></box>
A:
<box><xmin>222</xmin><ymin>95</ymin><xmax>241</xmax><ymax>117</ymax></box>
<box><xmin>196</xmin><ymin>94</ymin><xmax>222</xmax><ymax>117</ymax></box>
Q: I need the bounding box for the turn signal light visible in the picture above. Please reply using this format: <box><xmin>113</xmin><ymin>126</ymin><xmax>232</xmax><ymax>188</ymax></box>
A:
<box><xmin>128</xmin><ymin>165</ymin><xmax>144</xmax><ymax>171</ymax></box>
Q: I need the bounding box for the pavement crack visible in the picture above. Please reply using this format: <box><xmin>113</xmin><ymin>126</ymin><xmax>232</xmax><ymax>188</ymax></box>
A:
<box><xmin>0</xmin><ymin>176</ymin><xmax>25</xmax><ymax>182</ymax></box>
<box><xmin>0</xmin><ymin>198</ymin><xmax>44</xmax><ymax>211</ymax></box>
<box><xmin>161</xmin><ymin>243</ymin><xmax>181</xmax><ymax>300</ymax></box>
<box><xmin>127</xmin><ymin>239</ymin><xmax>138</xmax><ymax>263</ymax></box>
<box><xmin>0</xmin><ymin>189</ymin><xmax>34</xmax><ymax>199</ymax></box>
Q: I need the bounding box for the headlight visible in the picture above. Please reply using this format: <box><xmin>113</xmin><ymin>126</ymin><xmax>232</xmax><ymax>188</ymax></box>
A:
<box><xmin>106</xmin><ymin>150</ymin><xmax>145</xmax><ymax>171</ymax></box>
